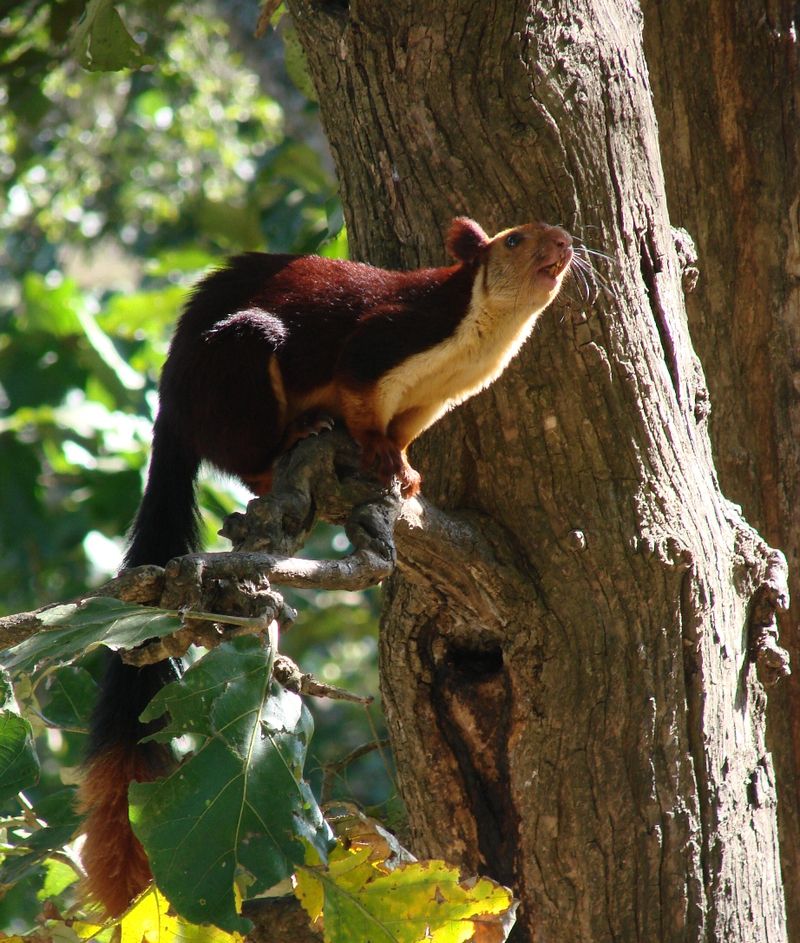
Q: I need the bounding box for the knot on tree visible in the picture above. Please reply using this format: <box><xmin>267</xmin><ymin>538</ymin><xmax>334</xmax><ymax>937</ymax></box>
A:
<box><xmin>672</xmin><ymin>225</ymin><xmax>700</xmax><ymax>294</ymax></box>
<box><xmin>749</xmin><ymin>550</ymin><xmax>791</xmax><ymax>687</ymax></box>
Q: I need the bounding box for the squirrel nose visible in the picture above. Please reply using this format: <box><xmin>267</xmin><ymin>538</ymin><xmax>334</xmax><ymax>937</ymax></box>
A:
<box><xmin>549</xmin><ymin>227</ymin><xmax>573</xmax><ymax>250</ymax></box>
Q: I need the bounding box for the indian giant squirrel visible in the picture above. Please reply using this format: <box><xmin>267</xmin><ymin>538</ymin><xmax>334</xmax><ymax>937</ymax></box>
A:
<box><xmin>79</xmin><ymin>216</ymin><xmax>573</xmax><ymax>914</ymax></box>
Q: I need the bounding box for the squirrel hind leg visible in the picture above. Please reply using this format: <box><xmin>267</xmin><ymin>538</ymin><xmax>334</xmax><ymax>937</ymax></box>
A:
<box><xmin>179</xmin><ymin>317</ymin><xmax>288</xmax><ymax>482</ymax></box>
<box><xmin>338</xmin><ymin>388</ymin><xmax>422</xmax><ymax>496</ymax></box>
<box><xmin>239</xmin><ymin>469</ymin><xmax>274</xmax><ymax>496</ymax></box>
<box><xmin>188</xmin><ymin>346</ymin><xmax>286</xmax><ymax>486</ymax></box>
<box><xmin>356</xmin><ymin>430</ymin><xmax>421</xmax><ymax>497</ymax></box>
<box><xmin>239</xmin><ymin>412</ymin><xmax>336</xmax><ymax>496</ymax></box>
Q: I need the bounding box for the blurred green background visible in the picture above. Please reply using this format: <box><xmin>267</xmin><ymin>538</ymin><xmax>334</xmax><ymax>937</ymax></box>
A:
<box><xmin>0</xmin><ymin>1</ymin><xmax>394</xmax><ymax>930</ymax></box>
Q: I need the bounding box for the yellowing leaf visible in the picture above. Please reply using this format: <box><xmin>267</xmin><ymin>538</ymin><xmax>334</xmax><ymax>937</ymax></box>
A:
<box><xmin>44</xmin><ymin>916</ymin><xmax>106</xmax><ymax>942</ymax></box>
<box><xmin>294</xmin><ymin>869</ymin><xmax>324</xmax><ymax>925</ymax></box>
<box><xmin>294</xmin><ymin>832</ymin><xmax>331</xmax><ymax>923</ymax></box>
<box><xmin>119</xmin><ymin>886</ymin><xmax>245</xmax><ymax>943</ymax></box>
<box><xmin>296</xmin><ymin>842</ymin><xmax>517</xmax><ymax>943</ymax></box>
<box><xmin>326</xmin><ymin>843</ymin><xmax>375</xmax><ymax>890</ymax></box>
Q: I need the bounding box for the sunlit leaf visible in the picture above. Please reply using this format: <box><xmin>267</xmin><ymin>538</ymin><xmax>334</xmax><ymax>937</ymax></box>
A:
<box><xmin>134</xmin><ymin>88</ymin><xmax>171</xmax><ymax>120</ymax></box>
<box><xmin>74</xmin><ymin>307</ymin><xmax>145</xmax><ymax>392</ymax></box>
<box><xmin>38</xmin><ymin>858</ymin><xmax>79</xmax><ymax>900</ymax></box>
<box><xmin>297</xmin><ymin>842</ymin><xmax>517</xmax><ymax>943</ymax></box>
<box><xmin>21</xmin><ymin>273</ymin><xmax>83</xmax><ymax>336</ymax></box>
<box><xmin>294</xmin><ymin>841</ymin><xmax>325</xmax><ymax>923</ymax></box>
<box><xmin>145</xmin><ymin>249</ymin><xmax>218</xmax><ymax>278</ymax></box>
<box><xmin>98</xmin><ymin>285</ymin><xmax>187</xmax><ymax>336</ymax></box>
<box><xmin>130</xmin><ymin>637</ymin><xmax>332</xmax><ymax>933</ymax></box>
<box><xmin>48</xmin><ymin>918</ymin><xmax>106</xmax><ymax>942</ymax></box>
<box><xmin>0</xmin><ymin>598</ymin><xmax>182</xmax><ymax>678</ymax></box>
<box><xmin>119</xmin><ymin>885</ymin><xmax>244</xmax><ymax>943</ymax></box>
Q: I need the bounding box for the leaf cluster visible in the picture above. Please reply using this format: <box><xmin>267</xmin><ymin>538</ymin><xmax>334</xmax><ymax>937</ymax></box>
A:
<box><xmin>0</xmin><ymin>599</ymin><xmax>515</xmax><ymax>942</ymax></box>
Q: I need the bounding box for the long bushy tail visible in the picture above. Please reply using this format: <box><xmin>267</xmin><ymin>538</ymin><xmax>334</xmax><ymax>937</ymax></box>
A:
<box><xmin>79</xmin><ymin>657</ymin><xmax>180</xmax><ymax>914</ymax></box>
<box><xmin>80</xmin><ymin>414</ymin><xmax>200</xmax><ymax>914</ymax></box>
<box><xmin>122</xmin><ymin>412</ymin><xmax>201</xmax><ymax>570</ymax></box>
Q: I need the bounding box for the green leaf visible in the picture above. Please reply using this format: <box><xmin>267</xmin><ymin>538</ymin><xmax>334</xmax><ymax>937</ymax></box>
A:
<box><xmin>70</xmin><ymin>0</ymin><xmax>149</xmax><ymax>72</ymax></box>
<box><xmin>0</xmin><ymin>597</ymin><xmax>183</xmax><ymax>678</ymax></box>
<box><xmin>145</xmin><ymin>249</ymin><xmax>218</xmax><ymax>278</ymax></box>
<box><xmin>0</xmin><ymin>710</ymin><xmax>40</xmax><ymax>802</ymax></box>
<box><xmin>21</xmin><ymin>273</ymin><xmax>83</xmax><ymax>336</ymax></box>
<box><xmin>38</xmin><ymin>858</ymin><xmax>79</xmax><ymax>900</ymax></box>
<box><xmin>0</xmin><ymin>787</ymin><xmax>81</xmax><ymax>892</ymax></box>
<box><xmin>196</xmin><ymin>199</ymin><xmax>262</xmax><ymax>250</ymax></box>
<box><xmin>281</xmin><ymin>25</ymin><xmax>316</xmax><ymax>102</ymax></box>
<box><xmin>297</xmin><ymin>843</ymin><xmax>517</xmax><ymax>943</ymax></box>
<box><xmin>38</xmin><ymin>666</ymin><xmax>97</xmax><ymax>729</ymax></box>
<box><xmin>130</xmin><ymin>637</ymin><xmax>332</xmax><ymax>933</ymax></box>
<box><xmin>31</xmin><ymin>786</ymin><xmax>83</xmax><ymax>831</ymax></box>
<box><xmin>99</xmin><ymin>284</ymin><xmax>187</xmax><ymax>336</ymax></box>
<box><xmin>75</xmin><ymin>306</ymin><xmax>146</xmax><ymax>392</ymax></box>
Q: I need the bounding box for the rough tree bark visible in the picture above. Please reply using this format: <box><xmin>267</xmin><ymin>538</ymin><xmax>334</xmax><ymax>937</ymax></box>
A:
<box><xmin>640</xmin><ymin>5</ymin><xmax>800</xmax><ymax>935</ymax></box>
<box><xmin>286</xmin><ymin>1</ymin><xmax>791</xmax><ymax>941</ymax></box>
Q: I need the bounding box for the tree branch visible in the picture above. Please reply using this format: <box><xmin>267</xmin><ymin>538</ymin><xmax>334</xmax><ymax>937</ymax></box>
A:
<box><xmin>0</xmin><ymin>428</ymin><xmax>534</xmax><ymax>662</ymax></box>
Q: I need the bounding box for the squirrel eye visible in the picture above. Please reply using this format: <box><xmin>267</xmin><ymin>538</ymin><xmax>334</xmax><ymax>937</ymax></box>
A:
<box><xmin>505</xmin><ymin>232</ymin><xmax>522</xmax><ymax>248</ymax></box>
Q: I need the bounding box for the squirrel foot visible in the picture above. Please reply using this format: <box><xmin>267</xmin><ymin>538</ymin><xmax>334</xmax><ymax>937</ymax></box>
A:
<box><xmin>282</xmin><ymin>411</ymin><xmax>336</xmax><ymax>451</ymax></box>
<box><xmin>359</xmin><ymin>432</ymin><xmax>421</xmax><ymax>497</ymax></box>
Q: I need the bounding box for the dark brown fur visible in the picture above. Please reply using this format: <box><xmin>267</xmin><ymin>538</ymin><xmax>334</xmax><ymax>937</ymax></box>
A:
<box><xmin>159</xmin><ymin>253</ymin><xmax>480</xmax><ymax>487</ymax></box>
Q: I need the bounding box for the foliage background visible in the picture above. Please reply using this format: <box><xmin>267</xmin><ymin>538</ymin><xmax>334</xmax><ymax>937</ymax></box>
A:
<box><xmin>0</xmin><ymin>1</ymin><xmax>391</xmax><ymax>930</ymax></box>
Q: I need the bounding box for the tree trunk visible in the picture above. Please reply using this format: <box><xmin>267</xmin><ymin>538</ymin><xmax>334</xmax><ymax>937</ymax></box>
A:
<box><xmin>286</xmin><ymin>1</ymin><xmax>790</xmax><ymax>939</ymax></box>
<box><xmin>640</xmin><ymin>4</ymin><xmax>800</xmax><ymax>935</ymax></box>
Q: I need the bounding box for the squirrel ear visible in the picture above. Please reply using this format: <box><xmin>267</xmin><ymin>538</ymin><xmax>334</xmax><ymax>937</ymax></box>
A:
<box><xmin>446</xmin><ymin>217</ymin><xmax>489</xmax><ymax>263</ymax></box>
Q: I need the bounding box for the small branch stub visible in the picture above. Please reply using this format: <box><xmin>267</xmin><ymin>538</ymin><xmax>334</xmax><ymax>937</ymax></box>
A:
<box><xmin>750</xmin><ymin>550</ymin><xmax>791</xmax><ymax>687</ymax></box>
<box><xmin>273</xmin><ymin>653</ymin><xmax>373</xmax><ymax>705</ymax></box>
